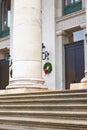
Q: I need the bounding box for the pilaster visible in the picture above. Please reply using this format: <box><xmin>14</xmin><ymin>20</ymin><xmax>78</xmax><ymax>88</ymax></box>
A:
<box><xmin>56</xmin><ymin>30</ymin><xmax>68</xmax><ymax>90</ymax></box>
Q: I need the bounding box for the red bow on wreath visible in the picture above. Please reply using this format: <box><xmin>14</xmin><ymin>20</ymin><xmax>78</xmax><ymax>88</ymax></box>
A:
<box><xmin>44</xmin><ymin>69</ymin><xmax>49</xmax><ymax>74</ymax></box>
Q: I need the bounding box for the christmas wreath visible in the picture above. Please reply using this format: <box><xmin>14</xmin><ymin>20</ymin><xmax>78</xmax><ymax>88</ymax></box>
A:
<box><xmin>43</xmin><ymin>62</ymin><xmax>52</xmax><ymax>74</ymax></box>
<box><xmin>10</xmin><ymin>69</ymin><xmax>12</xmax><ymax>78</ymax></box>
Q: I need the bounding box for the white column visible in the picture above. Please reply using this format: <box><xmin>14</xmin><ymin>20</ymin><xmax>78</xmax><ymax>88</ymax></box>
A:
<box><xmin>8</xmin><ymin>0</ymin><xmax>46</xmax><ymax>89</ymax></box>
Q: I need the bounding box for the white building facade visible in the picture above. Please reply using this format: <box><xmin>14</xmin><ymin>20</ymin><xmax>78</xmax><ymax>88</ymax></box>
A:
<box><xmin>0</xmin><ymin>0</ymin><xmax>86</xmax><ymax>90</ymax></box>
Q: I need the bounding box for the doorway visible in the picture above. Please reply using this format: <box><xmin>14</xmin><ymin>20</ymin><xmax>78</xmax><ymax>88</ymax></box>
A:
<box><xmin>65</xmin><ymin>40</ymin><xmax>85</xmax><ymax>89</ymax></box>
<box><xmin>0</xmin><ymin>59</ymin><xmax>9</xmax><ymax>89</ymax></box>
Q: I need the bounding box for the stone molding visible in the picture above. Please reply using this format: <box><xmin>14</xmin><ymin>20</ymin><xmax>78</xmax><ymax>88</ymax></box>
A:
<box><xmin>56</xmin><ymin>9</ymin><xmax>85</xmax><ymax>31</ymax></box>
<box><xmin>80</xmin><ymin>23</ymin><xmax>86</xmax><ymax>29</ymax></box>
<box><xmin>56</xmin><ymin>30</ymin><xmax>67</xmax><ymax>36</ymax></box>
<box><xmin>56</xmin><ymin>9</ymin><xmax>85</xmax><ymax>23</ymax></box>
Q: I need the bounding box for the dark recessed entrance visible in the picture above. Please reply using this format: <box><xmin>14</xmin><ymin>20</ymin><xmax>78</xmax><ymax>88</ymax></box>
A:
<box><xmin>65</xmin><ymin>40</ymin><xmax>85</xmax><ymax>89</ymax></box>
<box><xmin>0</xmin><ymin>59</ymin><xmax>9</xmax><ymax>89</ymax></box>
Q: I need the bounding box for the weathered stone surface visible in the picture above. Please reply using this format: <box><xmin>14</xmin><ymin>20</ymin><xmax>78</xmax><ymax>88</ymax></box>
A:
<box><xmin>0</xmin><ymin>90</ymin><xmax>87</xmax><ymax>129</ymax></box>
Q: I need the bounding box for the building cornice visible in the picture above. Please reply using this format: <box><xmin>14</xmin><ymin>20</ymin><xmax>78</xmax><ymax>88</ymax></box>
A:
<box><xmin>56</xmin><ymin>9</ymin><xmax>85</xmax><ymax>23</ymax></box>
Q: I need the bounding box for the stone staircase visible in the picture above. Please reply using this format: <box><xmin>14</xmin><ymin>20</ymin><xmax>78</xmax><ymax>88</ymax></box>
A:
<box><xmin>0</xmin><ymin>90</ymin><xmax>87</xmax><ymax>130</ymax></box>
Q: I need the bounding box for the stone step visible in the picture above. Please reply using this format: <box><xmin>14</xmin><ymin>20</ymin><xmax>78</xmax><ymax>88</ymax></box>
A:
<box><xmin>0</xmin><ymin>92</ymin><xmax>87</xmax><ymax>100</ymax></box>
<box><xmin>0</xmin><ymin>116</ymin><xmax>87</xmax><ymax>130</ymax></box>
<box><xmin>0</xmin><ymin>98</ymin><xmax>87</xmax><ymax>105</ymax></box>
<box><xmin>1</xmin><ymin>89</ymin><xmax>87</xmax><ymax>97</ymax></box>
<box><xmin>0</xmin><ymin>110</ymin><xmax>87</xmax><ymax>120</ymax></box>
<box><xmin>0</xmin><ymin>90</ymin><xmax>87</xmax><ymax>129</ymax></box>
<box><xmin>0</xmin><ymin>124</ymin><xmax>66</xmax><ymax>130</ymax></box>
<box><xmin>0</xmin><ymin>104</ymin><xmax>87</xmax><ymax>111</ymax></box>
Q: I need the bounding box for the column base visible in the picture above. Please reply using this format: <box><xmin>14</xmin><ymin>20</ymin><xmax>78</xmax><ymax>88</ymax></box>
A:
<box><xmin>0</xmin><ymin>87</ymin><xmax>48</xmax><ymax>95</ymax></box>
<box><xmin>70</xmin><ymin>83</ymin><xmax>87</xmax><ymax>90</ymax></box>
<box><xmin>81</xmin><ymin>77</ymin><xmax>87</xmax><ymax>83</ymax></box>
<box><xmin>4</xmin><ymin>78</ymin><xmax>48</xmax><ymax>94</ymax></box>
<box><xmin>81</xmin><ymin>70</ymin><xmax>87</xmax><ymax>83</ymax></box>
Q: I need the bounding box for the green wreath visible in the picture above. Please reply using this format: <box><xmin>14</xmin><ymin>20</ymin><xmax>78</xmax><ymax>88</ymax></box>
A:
<box><xmin>43</xmin><ymin>62</ymin><xmax>52</xmax><ymax>74</ymax></box>
<box><xmin>10</xmin><ymin>69</ymin><xmax>12</xmax><ymax>78</ymax></box>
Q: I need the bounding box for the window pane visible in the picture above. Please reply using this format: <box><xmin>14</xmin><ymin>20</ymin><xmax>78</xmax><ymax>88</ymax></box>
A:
<box><xmin>71</xmin><ymin>0</ymin><xmax>74</xmax><ymax>4</ymax></box>
<box><xmin>65</xmin><ymin>0</ymin><xmax>81</xmax><ymax>6</ymax></box>
<box><xmin>75</xmin><ymin>0</ymin><xmax>80</xmax><ymax>2</ymax></box>
<box><xmin>73</xmin><ymin>30</ymin><xmax>84</xmax><ymax>42</ymax></box>
<box><xmin>0</xmin><ymin>0</ymin><xmax>11</xmax><ymax>38</ymax></box>
<box><xmin>63</xmin><ymin>0</ymin><xmax>82</xmax><ymax>15</ymax></box>
<box><xmin>2</xmin><ymin>0</ymin><xmax>7</xmax><ymax>31</ymax></box>
<box><xmin>65</xmin><ymin>0</ymin><xmax>71</xmax><ymax>6</ymax></box>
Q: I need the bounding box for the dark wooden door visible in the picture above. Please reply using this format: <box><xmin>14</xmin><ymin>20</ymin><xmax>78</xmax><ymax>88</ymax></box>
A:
<box><xmin>0</xmin><ymin>59</ymin><xmax>9</xmax><ymax>89</ymax></box>
<box><xmin>65</xmin><ymin>40</ymin><xmax>85</xmax><ymax>89</ymax></box>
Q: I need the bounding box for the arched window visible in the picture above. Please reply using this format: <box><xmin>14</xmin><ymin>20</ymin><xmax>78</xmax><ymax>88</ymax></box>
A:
<box><xmin>0</xmin><ymin>0</ymin><xmax>11</xmax><ymax>38</ymax></box>
<box><xmin>63</xmin><ymin>0</ymin><xmax>82</xmax><ymax>15</ymax></box>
